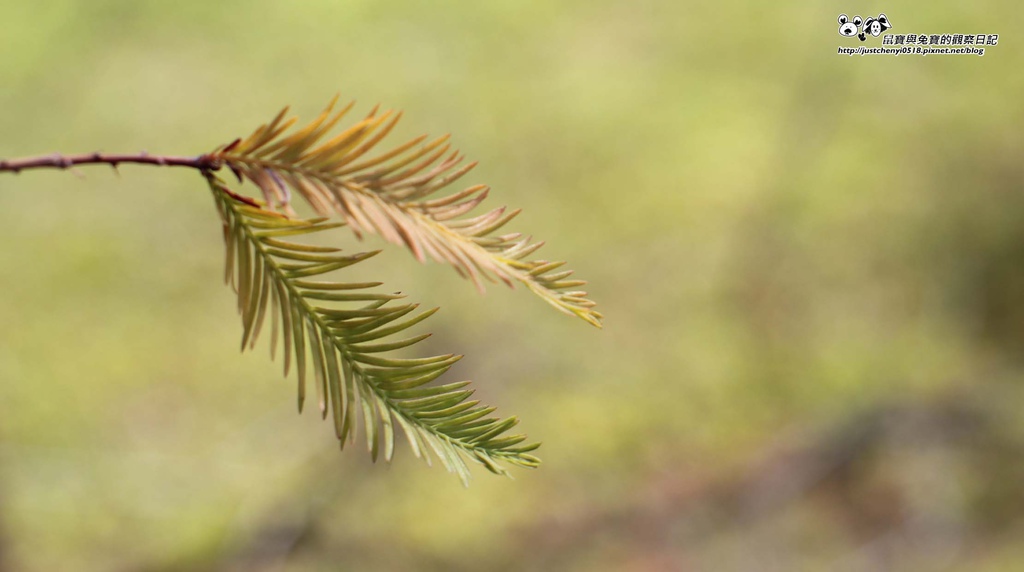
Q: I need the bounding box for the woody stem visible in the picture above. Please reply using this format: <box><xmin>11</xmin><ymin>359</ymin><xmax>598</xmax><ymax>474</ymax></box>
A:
<box><xmin>0</xmin><ymin>152</ymin><xmax>221</xmax><ymax>174</ymax></box>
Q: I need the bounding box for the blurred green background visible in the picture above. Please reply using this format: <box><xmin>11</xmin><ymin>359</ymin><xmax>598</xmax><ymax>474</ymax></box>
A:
<box><xmin>2</xmin><ymin>1</ymin><xmax>1024</xmax><ymax>570</ymax></box>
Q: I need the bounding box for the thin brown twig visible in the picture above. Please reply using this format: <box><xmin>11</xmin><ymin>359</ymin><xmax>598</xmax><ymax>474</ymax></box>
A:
<box><xmin>0</xmin><ymin>152</ymin><xmax>221</xmax><ymax>175</ymax></box>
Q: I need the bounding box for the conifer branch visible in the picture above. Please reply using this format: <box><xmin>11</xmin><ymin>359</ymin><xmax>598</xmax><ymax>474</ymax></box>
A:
<box><xmin>0</xmin><ymin>96</ymin><xmax>602</xmax><ymax>482</ymax></box>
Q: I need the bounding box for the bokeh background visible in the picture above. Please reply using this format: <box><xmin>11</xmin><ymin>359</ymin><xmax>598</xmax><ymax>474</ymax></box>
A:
<box><xmin>2</xmin><ymin>1</ymin><xmax>1024</xmax><ymax>570</ymax></box>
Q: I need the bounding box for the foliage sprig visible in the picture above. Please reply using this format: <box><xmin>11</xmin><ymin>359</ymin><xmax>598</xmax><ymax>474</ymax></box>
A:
<box><xmin>210</xmin><ymin>97</ymin><xmax>602</xmax><ymax>327</ymax></box>
<box><xmin>0</xmin><ymin>96</ymin><xmax>602</xmax><ymax>483</ymax></box>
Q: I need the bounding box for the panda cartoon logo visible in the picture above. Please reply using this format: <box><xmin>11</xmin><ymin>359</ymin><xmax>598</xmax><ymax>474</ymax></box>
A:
<box><xmin>858</xmin><ymin>13</ymin><xmax>892</xmax><ymax>41</ymax></box>
<box><xmin>838</xmin><ymin>14</ymin><xmax>861</xmax><ymax>37</ymax></box>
